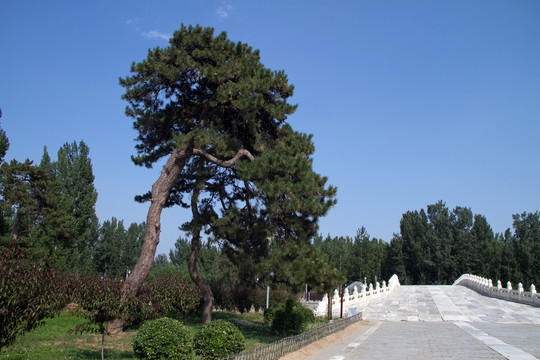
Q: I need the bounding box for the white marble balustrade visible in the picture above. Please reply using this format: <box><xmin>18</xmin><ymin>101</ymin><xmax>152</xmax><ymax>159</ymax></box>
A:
<box><xmin>453</xmin><ymin>274</ymin><xmax>539</xmax><ymax>307</ymax></box>
<box><xmin>313</xmin><ymin>274</ymin><xmax>401</xmax><ymax>317</ymax></box>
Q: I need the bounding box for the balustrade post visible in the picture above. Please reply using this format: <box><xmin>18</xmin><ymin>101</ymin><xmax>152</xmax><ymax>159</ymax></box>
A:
<box><xmin>343</xmin><ymin>288</ymin><xmax>350</xmax><ymax>317</ymax></box>
<box><xmin>531</xmin><ymin>284</ymin><xmax>537</xmax><ymax>305</ymax></box>
<box><xmin>353</xmin><ymin>286</ymin><xmax>359</xmax><ymax>303</ymax></box>
<box><xmin>507</xmin><ymin>281</ymin><xmax>512</xmax><ymax>299</ymax></box>
<box><xmin>333</xmin><ymin>289</ymin><xmax>340</xmax><ymax>318</ymax></box>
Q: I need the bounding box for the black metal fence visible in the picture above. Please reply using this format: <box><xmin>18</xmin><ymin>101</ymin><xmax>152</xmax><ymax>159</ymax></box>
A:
<box><xmin>220</xmin><ymin>313</ymin><xmax>362</xmax><ymax>360</ymax></box>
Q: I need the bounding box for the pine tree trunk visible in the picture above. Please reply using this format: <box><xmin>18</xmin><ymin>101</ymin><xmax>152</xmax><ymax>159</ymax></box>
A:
<box><xmin>108</xmin><ymin>149</ymin><xmax>190</xmax><ymax>334</ymax></box>
<box><xmin>188</xmin><ymin>227</ymin><xmax>214</xmax><ymax>324</ymax></box>
<box><xmin>188</xmin><ymin>184</ymin><xmax>214</xmax><ymax>324</ymax></box>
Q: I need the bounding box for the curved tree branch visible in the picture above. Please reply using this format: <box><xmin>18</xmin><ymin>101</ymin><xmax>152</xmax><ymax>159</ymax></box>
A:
<box><xmin>193</xmin><ymin>148</ymin><xmax>254</xmax><ymax>167</ymax></box>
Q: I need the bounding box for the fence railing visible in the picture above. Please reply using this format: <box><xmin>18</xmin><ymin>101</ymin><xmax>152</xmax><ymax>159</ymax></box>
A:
<box><xmin>453</xmin><ymin>274</ymin><xmax>539</xmax><ymax>307</ymax></box>
<box><xmin>314</xmin><ymin>274</ymin><xmax>400</xmax><ymax>317</ymax></box>
<box><xmin>220</xmin><ymin>313</ymin><xmax>362</xmax><ymax>360</ymax></box>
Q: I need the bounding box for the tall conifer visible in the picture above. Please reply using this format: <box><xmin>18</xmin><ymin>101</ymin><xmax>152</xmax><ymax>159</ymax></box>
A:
<box><xmin>119</xmin><ymin>24</ymin><xmax>336</xmax><ymax>325</ymax></box>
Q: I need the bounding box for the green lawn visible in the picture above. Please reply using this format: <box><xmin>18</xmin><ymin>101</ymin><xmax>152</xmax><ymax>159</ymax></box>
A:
<box><xmin>2</xmin><ymin>311</ymin><xmax>284</xmax><ymax>359</ymax></box>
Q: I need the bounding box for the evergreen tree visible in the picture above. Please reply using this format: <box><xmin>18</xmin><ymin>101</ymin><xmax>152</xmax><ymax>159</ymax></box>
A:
<box><xmin>119</xmin><ymin>24</ymin><xmax>335</xmax><ymax>324</ymax></box>
<box><xmin>450</xmin><ymin>206</ymin><xmax>474</xmax><ymax>278</ymax></box>
<box><xmin>94</xmin><ymin>217</ymin><xmax>125</xmax><ymax>276</ymax></box>
<box><xmin>37</xmin><ymin>141</ymin><xmax>99</xmax><ymax>270</ymax></box>
<box><xmin>0</xmin><ymin>116</ymin><xmax>10</xmax><ymax>236</ymax></box>
<box><xmin>313</xmin><ymin>234</ymin><xmax>351</xmax><ymax>275</ymax></box>
<box><xmin>498</xmin><ymin>229</ymin><xmax>519</xmax><ymax>283</ymax></box>
<box><xmin>387</xmin><ymin>234</ymin><xmax>408</xmax><ymax>284</ymax></box>
<box><xmin>426</xmin><ymin>201</ymin><xmax>453</xmax><ymax>284</ymax></box>
<box><xmin>0</xmin><ymin>160</ymin><xmax>74</xmax><ymax>264</ymax></box>
<box><xmin>511</xmin><ymin>211</ymin><xmax>540</xmax><ymax>286</ymax></box>
<box><xmin>400</xmin><ymin>209</ymin><xmax>430</xmax><ymax>284</ymax></box>
<box><xmin>55</xmin><ymin>141</ymin><xmax>98</xmax><ymax>270</ymax></box>
<box><xmin>471</xmin><ymin>214</ymin><xmax>496</xmax><ymax>278</ymax></box>
<box><xmin>0</xmin><ymin>110</ymin><xmax>9</xmax><ymax>164</ymax></box>
<box><xmin>123</xmin><ymin>222</ymin><xmax>145</xmax><ymax>273</ymax></box>
<box><xmin>391</xmin><ymin>201</ymin><xmax>537</xmax><ymax>286</ymax></box>
<box><xmin>94</xmin><ymin>218</ymin><xmax>144</xmax><ymax>277</ymax></box>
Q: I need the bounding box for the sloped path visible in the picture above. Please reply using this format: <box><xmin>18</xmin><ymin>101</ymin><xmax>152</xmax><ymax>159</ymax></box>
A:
<box><xmin>283</xmin><ymin>286</ymin><xmax>540</xmax><ymax>360</ymax></box>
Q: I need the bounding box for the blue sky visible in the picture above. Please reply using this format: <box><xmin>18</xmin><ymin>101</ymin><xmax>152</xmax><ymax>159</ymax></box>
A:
<box><xmin>1</xmin><ymin>1</ymin><xmax>539</xmax><ymax>256</ymax></box>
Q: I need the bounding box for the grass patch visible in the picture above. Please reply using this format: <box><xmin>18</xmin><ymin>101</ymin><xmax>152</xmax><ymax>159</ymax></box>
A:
<box><xmin>2</xmin><ymin>312</ymin><xmax>137</xmax><ymax>360</ymax></box>
<box><xmin>2</xmin><ymin>311</ymin><xmax>299</xmax><ymax>359</ymax></box>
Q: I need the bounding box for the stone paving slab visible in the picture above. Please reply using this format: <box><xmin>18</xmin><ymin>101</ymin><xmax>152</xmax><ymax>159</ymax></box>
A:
<box><xmin>471</xmin><ymin>322</ymin><xmax>540</xmax><ymax>359</ymax></box>
<box><xmin>362</xmin><ymin>285</ymin><xmax>540</xmax><ymax>323</ymax></box>
<box><xmin>297</xmin><ymin>285</ymin><xmax>540</xmax><ymax>359</ymax></box>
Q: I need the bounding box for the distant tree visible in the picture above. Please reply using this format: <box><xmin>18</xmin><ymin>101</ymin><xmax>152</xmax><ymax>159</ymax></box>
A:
<box><xmin>471</xmin><ymin>214</ymin><xmax>496</xmax><ymax>277</ymax></box>
<box><xmin>36</xmin><ymin>141</ymin><xmax>99</xmax><ymax>270</ymax></box>
<box><xmin>387</xmin><ymin>234</ymin><xmax>408</xmax><ymax>284</ymax></box>
<box><xmin>390</xmin><ymin>201</ymin><xmax>536</xmax><ymax>286</ymax></box>
<box><xmin>94</xmin><ymin>218</ymin><xmax>125</xmax><ymax>276</ymax></box>
<box><xmin>55</xmin><ymin>141</ymin><xmax>99</xmax><ymax>270</ymax></box>
<box><xmin>94</xmin><ymin>218</ymin><xmax>144</xmax><ymax>277</ymax></box>
<box><xmin>169</xmin><ymin>236</ymin><xmax>223</xmax><ymax>279</ymax></box>
<box><xmin>347</xmin><ymin>227</ymin><xmax>388</xmax><ymax>284</ymax></box>
<box><xmin>498</xmin><ymin>229</ymin><xmax>520</xmax><ymax>283</ymax></box>
<box><xmin>313</xmin><ymin>234</ymin><xmax>351</xmax><ymax>275</ymax></box>
<box><xmin>0</xmin><ymin>160</ymin><xmax>74</xmax><ymax>262</ymax></box>
<box><xmin>153</xmin><ymin>253</ymin><xmax>169</xmax><ymax>268</ymax></box>
<box><xmin>118</xmin><ymin>24</ymin><xmax>335</xmax><ymax>326</ymax></box>
<box><xmin>400</xmin><ymin>209</ymin><xmax>430</xmax><ymax>284</ymax></box>
<box><xmin>261</xmin><ymin>240</ymin><xmax>343</xmax><ymax>295</ymax></box>
<box><xmin>426</xmin><ymin>201</ymin><xmax>453</xmax><ymax>284</ymax></box>
<box><xmin>0</xmin><ymin>117</ymin><xmax>9</xmax><ymax>236</ymax></box>
<box><xmin>511</xmin><ymin>211</ymin><xmax>540</xmax><ymax>286</ymax></box>
<box><xmin>123</xmin><ymin>222</ymin><xmax>145</xmax><ymax>272</ymax></box>
<box><xmin>0</xmin><ymin>110</ymin><xmax>9</xmax><ymax>164</ymax></box>
<box><xmin>450</xmin><ymin>206</ymin><xmax>474</xmax><ymax>278</ymax></box>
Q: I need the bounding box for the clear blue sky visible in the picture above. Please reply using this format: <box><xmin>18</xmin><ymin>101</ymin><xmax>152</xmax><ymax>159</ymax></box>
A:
<box><xmin>1</xmin><ymin>1</ymin><xmax>539</xmax><ymax>256</ymax></box>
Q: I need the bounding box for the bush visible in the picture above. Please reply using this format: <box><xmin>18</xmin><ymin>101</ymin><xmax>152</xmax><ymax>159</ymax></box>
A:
<box><xmin>133</xmin><ymin>318</ymin><xmax>193</xmax><ymax>360</ymax></box>
<box><xmin>146</xmin><ymin>273</ymin><xmax>201</xmax><ymax>320</ymax></box>
<box><xmin>122</xmin><ymin>274</ymin><xmax>201</xmax><ymax>328</ymax></box>
<box><xmin>0</xmin><ymin>243</ymin><xmax>67</xmax><ymax>354</ymax></box>
<box><xmin>270</xmin><ymin>298</ymin><xmax>315</xmax><ymax>335</ymax></box>
<box><xmin>193</xmin><ymin>320</ymin><xmax>246</xmax><ymax>360</ymax></box>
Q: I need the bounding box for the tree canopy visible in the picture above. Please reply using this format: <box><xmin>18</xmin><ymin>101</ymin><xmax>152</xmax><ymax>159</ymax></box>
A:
<box><xmin>119</xmin><ymin>24</ymin><xmax>336</xmax><ymax>324</ymax></box>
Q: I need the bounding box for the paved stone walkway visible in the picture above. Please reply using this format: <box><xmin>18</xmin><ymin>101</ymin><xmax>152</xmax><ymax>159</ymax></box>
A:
<box><xmin>302</xmin><ymin>285</ymin><xmax>540</xmax><ymax>359</ymax></box>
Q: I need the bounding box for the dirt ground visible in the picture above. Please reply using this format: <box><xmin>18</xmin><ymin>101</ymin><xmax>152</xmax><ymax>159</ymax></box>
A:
<box><xmin>279</xmin><ymin>320</ymin><xmax>368</xmax><ymax>360</ymax></box>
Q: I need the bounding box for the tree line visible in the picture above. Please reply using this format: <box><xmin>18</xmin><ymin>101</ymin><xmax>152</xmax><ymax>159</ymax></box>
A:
<box><xmin>313</xmin><ymin>201</ymin><xmax>539</xmax><ymax>288</ymax></box>
<box><xmin>0</xmin><ymin>113</ymin><xmax>144</xmax><ymax>276</ymax></box>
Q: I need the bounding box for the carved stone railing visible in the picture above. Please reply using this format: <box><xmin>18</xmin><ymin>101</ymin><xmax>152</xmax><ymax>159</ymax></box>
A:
<box><xmin>313</xmin><ymin>274</ymin><xmax>400</xmax><ymax>317</ymax></box>
<box><xmin>453</xmin><ymin>274</ymin><xmax>539</xmax><ymax>307</ymax></box>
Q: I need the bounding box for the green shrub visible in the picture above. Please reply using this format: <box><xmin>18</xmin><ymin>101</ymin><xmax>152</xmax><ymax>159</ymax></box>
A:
<box><xmin>122</xmin><ymin>274</ymin><xmax>201</xmax><ymax>328</ymax></box>
<box><xmin>263</xmin><ymin>306</ymin><xmax>277</xmax><ymax>326</ymax></box>
<box><xmin>0</xmin><ymin>244</ymin><xmax>68</xmax><ymax>354</ymax></box>
<box><xmin>271</xmin><ymin>298</ymin><xmax>315</xmax><ymax>335</ymax></box>
<box><xmin>193</xmin><ymin>320</ymin><xmax>246</xmax><ymax>360</ymax></box>
<box><xmin>133</xmin><ymin>318</ymin><xmax>193</xmax><ymax>360</ymax></box>
<box><xmin>145</xmin><ymin>273</ymin><xmax>201</xmax><ymax>319</ymax></box>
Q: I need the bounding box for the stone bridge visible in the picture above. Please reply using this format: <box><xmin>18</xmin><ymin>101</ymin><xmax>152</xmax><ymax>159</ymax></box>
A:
<box><xmin>298</xmin><ymin>276</ymin><xmax>540</xmax><ymax>359</ymax></box>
